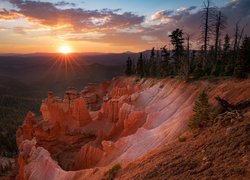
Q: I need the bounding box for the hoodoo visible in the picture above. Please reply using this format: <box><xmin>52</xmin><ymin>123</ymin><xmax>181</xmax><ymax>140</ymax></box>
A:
<box><xmin>15</xmin><ymin>77</ymin><xmax>250</xmax><ymax>179</ymax></box>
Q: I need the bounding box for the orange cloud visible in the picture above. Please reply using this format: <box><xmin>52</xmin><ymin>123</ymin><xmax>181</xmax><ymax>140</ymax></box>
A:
<box><xmin>0</xmin><ymin>8</ymin><xmax>20</xmax><ymax>20</ymax></box>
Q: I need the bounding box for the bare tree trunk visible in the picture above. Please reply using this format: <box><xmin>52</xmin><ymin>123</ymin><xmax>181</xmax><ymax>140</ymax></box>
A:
<box><xmin>185</xmin><ymin>34</ymin><xmax>190</xmax><ymax>81</ymax></box>
<box><xmin>237</xmin><ymin>24</ymin><xmax>246</xmax><ymax>51</ymax></box>
<box><xmin>233</xmin><ymin>22</ymin><xmax>239</xmax><ymax>61</ymax></box>
<box><xmin>215</xmin><ymin>97</ymin><xmax>250</xmax><ymax>111</ymax></box>
<box><xmin>214</xmin><ymin>12</ymin><xmax>221</xmax><ymax>64</ymax></box>
<box><xmin>203</xmin><ymin>0</ymin><xmax>210</xmax><ymax>70</ymax></box>
<box><xmin>212</xmin><ymin>11</ymin><xmax>225</xmax><ymax>74</ymax></box>
<box><xmin>233</xmin><ymin>22</ymin><xmax>246</xmax><ymax>62</ymax></box>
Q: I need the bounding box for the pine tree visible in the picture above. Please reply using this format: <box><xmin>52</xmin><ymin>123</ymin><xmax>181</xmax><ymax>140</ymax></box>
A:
<box><xmin>144</xmin><ymin>58</ymin><xmax>150</xmax><ymax>77</ymax></box>
<box><xmin>234</xmin><ymin>36</ymin><xmax>250</xmax><ymax>78</ymax></box>
<box><xmin>160</xmin><ymin>46</ymin><xmax>169</xmax><ymax>77</ymax></box>
<box><xmin>222</xmin><ymin>34</ymin><xmax>234</xmax><ymax>75</ymax></box>
<box><xmin>169</xmin><ymin>28</ymin><xmax>184</xmax><ymax>74</ymax></box>
<box><xmin>193</xmin><ymin>59</ymin><xmax>204</xmax><ymax>79</ymax></box>
<box><xmin>125</xmin><ymin>57</ymin><xmax>132</xmax><ymax>76</ymax></box>
<box><xmin>189</xmin><ymin>90</ymin><xmax>210</xmax><ymax>129</ymax></box>
<box><xmin>223</xmin><ymin>34</ymin><xmax>230</xmax><ymax>53</ymax></box>
<box><xmin>136</xmin><ymin>53</ymin><xmax>144</xmax><ymax>78</ymax></box>
<box><xmin>149</xmin><ymin>47</ymin><xmax>157</xmax><ymax>77</ymax></box>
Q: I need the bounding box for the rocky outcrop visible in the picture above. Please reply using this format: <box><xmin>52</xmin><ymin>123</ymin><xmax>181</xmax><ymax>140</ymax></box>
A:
<box><xmin>73</xmin><ymin>144</ymin><xmax>104</xmax><ymax>170</ymax></box>
<box><xmin>16</xmin><ymin>77</ymin><xmax>250</xmax><ymax>180</ymax></box>
<box><xmin>40</xmin><ymin>90</ymin><xmax>92</xmax><ymax>132</ymax></box>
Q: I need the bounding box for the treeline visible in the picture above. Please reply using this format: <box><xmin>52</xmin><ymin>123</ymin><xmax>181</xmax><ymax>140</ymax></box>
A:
<box><xmin>125</xmin><ymin>0</ymin><xmax>249</xmax><ymax>81</ymax></box>
<box><xmin>0</xmin><ymin>95</ymin><xmax>41</xmax><ymax>156</ymax></box>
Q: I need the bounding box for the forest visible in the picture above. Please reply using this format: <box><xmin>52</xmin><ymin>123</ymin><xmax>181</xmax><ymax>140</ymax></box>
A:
<box><xmin>125</xmin><ymin>0</ymin><xmax>250</xmax><ymax>81</ymax></box>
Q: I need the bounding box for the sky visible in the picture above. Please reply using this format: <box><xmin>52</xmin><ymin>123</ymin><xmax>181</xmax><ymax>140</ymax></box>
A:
<box><xmin>0</xmin><ymin>0</ymin><xmax>249</xmax><ymax>53</ymax></box>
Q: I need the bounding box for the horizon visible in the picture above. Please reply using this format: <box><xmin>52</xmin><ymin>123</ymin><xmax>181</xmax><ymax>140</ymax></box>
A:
<box><xmin>1</xmin><ymin>0</ymin><xmax>250</xmax><ymax>53</ymax></box>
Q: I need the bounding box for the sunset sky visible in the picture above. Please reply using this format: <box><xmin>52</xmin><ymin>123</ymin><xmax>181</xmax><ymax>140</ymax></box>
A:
<box><xmin>0</xmin><ymin>0</ymin><xmax>249</xmax><ymax>53</ymax></box>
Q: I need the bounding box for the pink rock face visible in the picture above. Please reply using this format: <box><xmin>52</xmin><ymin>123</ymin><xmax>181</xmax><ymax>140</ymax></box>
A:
<box><xmin>121</xmin><ymin>111</ymin><xmax>146</xmax><ymax>137</ymax></box>
<box><xmin>104</xmin><ymin>99</ymin><xmax>120</xmax><ymax>122</ymax></box>
<box><xmin>72</xmin><ymin>97</ymin><xmax>92</xmax><ymax>127</ymax></box>
<box><xmin>40</xmin><ymin>92</ymin><xmax>92</xmax><ymax>132</ymax></box>
<box><xmin>16</xmin><ymin>77</ymin><xmax>250</xmax><ymax>180</ymax></box>
<box><xmin>73</xmin><ymin>144</ymin><xmax>104</xmax><ymax>170</ymax></box>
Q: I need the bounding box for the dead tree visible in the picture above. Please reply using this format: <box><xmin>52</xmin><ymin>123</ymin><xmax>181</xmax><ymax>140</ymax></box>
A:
<box><xmin>182</xmin><ymin>33</ymin><xmax>191</xmax><ymax>81</ymax></box>
<box><xmin>233</xmin><ymin>21</ymin><xmax>247</xmax><ymax>61</ymax></box>
<box><xmin>211</xmin><ymin>10</ymin><xmax>226</xmax><ymax>74</ymax></box>
<box><xmin>215</xmin><ymin>96</ymin><xmax>250</xmax><ymax>111</ymax></box>
<box><xmin>200</xmin><ymin>0</ymin><xmax>216</xmax><ymax>70</ymax></box>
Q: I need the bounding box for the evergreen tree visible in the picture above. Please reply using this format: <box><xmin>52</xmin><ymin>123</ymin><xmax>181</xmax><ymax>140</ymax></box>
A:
<box><xmin>149</xmin><ymin>47</ymin><xmax>157</xmax><ymax>77</ymax></box>
<box><xmin>131</xmin><ymin>58</ymin><xmax>136</xmax><ymax>75</ymax></box>
<box><xmin>189</xmin><ymin>50</ymin><xmax>197</xmax><ymax>74</ymax></box>
<box><xmin>136</xmin><ymin>53</ymin><xmax>144</xmax><ymax>78</ymax></box>
<box><xmin>189</xmin><ymin>90</ymin><xmax>210</xmax><ymax>129</ymax></box>
<box><xmin>125</xmin><ymin>57</ymin><xmax>132</xmax><ymax>76</ymax></box>
<box><xmin>155</xmin><ymin>49</ymin><xmax>161</xmax><ymax>78</ymax></box>
<box><xmin>223</xmin><ymin>34</ymin><xmax>230</xmax><ymax>52</ymax></box>
<box><xmin>222</xmin><ymin>34</ymin><xmax>234</xmax><ymax>75</ymax></box>
<box><xmin>160</xmin><ymin>46</ymin><xmax>169</xmax><ymax>77</ymax></box>
<box><xmin>193</xmin><ymin>58</ymin><xmax>204</xmax><ymax>79</ymax></box>
<box><xmin>206</xmin><ymin>45</ymin><xmax>215</xmax><ymax>74</ymax></box>
<box><xmin>234</xmin><ymin>36</ymin><xmax>250</xmax><ymax>78</ymax></box>
<box><xmin>169</xmin><ymin>28</ymin><xmax>184</xmax><ymax>74</ymax></box>
<box><xmin>144</xmin><ymin>58</ymin><xmax>150</xmax><ymax>77</ymax></box>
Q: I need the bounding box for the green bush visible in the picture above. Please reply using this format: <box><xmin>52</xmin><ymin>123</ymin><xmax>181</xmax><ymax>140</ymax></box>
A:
<box><xmin>189</xmin><ymin>90</ymin><xmax>210</xmax><ymax>129</ymax></box>
<box><xmin>209</xmin><ymin>106</ymin><xmax>223</xmax><ymax>123</ymax></box>
<box><xmin>104</xmin><ymin>163</ymin><xmax>121</xmax><ymax>180</ymax></box>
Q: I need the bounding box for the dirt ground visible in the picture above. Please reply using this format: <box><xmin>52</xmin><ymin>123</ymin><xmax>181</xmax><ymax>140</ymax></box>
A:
<box><xmin>118</xmin><ymin>109</ymin><xmax>250</xmax><ymax>180</ymax></box>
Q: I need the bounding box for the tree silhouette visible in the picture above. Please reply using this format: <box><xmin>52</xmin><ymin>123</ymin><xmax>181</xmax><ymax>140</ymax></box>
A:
<box><xmin>222</xmin><ymin>34</ymin><xmax>233</xmax><ymax>75</ymax></box>
<box><xmin>169</xmin><ymin>28</ymin><xmax>184</xmax><ymax>74</ymax></box>
<box><xmin>211</xmin><ymin>10</ymin><xmax>226</xmax><ymax>75</ymax></box>
<box><xmin>200</xmin><ymin>0</ymin><xmax>216</xmax><ymax>71</ymax></box>
<box><xmin>234</xmin><ymin>36</ymin><xmax>250</xmax><ymax>78</ymax></box>
<box><xmin>149</xmin><ymin>47</ymin><xmax>157</xmax><ymax>77</ymax></box>
<box><xmin>125</xmin><ymin>57</ymin><xmax>133</xmax><ymax>76</ymax></box>
<box><xmin>160</xmin><ymin>46</ymin><xmax>169</xmax><ymax>77</ymax></box>
<box><xmin>136</xmin><ymin>53</ymin><xmax>144</xmax><ymax>78</ymax></box>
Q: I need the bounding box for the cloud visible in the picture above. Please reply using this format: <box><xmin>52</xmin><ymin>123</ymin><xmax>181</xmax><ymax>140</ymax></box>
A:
<box><xmin>151</xmin><ymin>6</ymin><xmax>196</xmax><ymax>23</ymax></box>
<box><xmin>151</xmin><ymin>10</ymin><xmax>174</xmax><ymax>22</ymax></box>
<box><xmin>54</xmin><ymin>1</ymin><xmax>76</xmax><ymax>7</ymax></box>
<box><xmin>148</xmin><ymin>0</ymin><xmax>250</xmax><ymax>48</ymax></box>
<box><xmin>0</xmin><ymin>8</ymin><xmax>19</xmax><ymax>20</ymax></box>
<box><xmin>1</xmin><ymin>0</ymin><xmax>250</xmax><ymax>50</ymax></box>
<box><xmin>4</xmin><ymin>0</ymin><xmax>144</xmax><ymax>32</ymax></box>
<box><xmin>13</xmin><ymin>26</ymin><xmax>26</xmax><ymax>34</ymax></box>
<box><xmin>60</xmin><ymin>32</ymin><xmax>106</xmax><ymax>41</ymax></box>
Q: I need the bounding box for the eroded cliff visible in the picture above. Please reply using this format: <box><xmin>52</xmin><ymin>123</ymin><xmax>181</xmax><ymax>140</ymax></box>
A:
<box><xmin>16</xmin><ymin>77</ymin><xmax>250</xmax><ymax>180</ymax></box>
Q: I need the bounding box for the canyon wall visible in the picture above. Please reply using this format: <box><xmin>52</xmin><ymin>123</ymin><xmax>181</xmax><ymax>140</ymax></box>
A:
<box><xmin>16</xmin><ymin>77</ymin><xmax>250</xmax><ymax>180</ymax></box>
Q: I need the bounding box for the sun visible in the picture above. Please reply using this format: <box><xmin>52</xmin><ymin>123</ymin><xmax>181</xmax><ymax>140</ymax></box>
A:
<box><xmin>58</xmin><ymin>45</ymin><xmax>72</xmax><ymax>54</ymax></box>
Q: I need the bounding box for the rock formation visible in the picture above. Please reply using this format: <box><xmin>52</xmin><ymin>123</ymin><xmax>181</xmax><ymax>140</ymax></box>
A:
<box><xmin>16</xmin><ymin>77</ymin><xmax>250</xmax><ymax>180</ymax></box>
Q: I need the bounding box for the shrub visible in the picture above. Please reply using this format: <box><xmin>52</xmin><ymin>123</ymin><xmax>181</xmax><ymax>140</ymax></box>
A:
<box><xmin>189</xmin><ymin>90</ymin><xmax>210</xmax><ymax>129</ymax></box>
<box><xmin>210</xmin><ymin>106</ymin><xmax>223</xmax><ymax>123</ymax></box>
<box><xmin>104</xmin><ymin>163</ymin><xmax>121</xmax><ymax>180</ymax></box>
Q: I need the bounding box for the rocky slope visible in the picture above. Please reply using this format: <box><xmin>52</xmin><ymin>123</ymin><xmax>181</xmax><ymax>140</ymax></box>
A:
<box><xmin>118</xmin><ymin>109</ymin><xmax>250</xmax><ymax>179</ymax></box>
<box><xmin>15</xmin><ymin>77</ymin><xmax>250</xmax><ymax>179</ymax></box>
